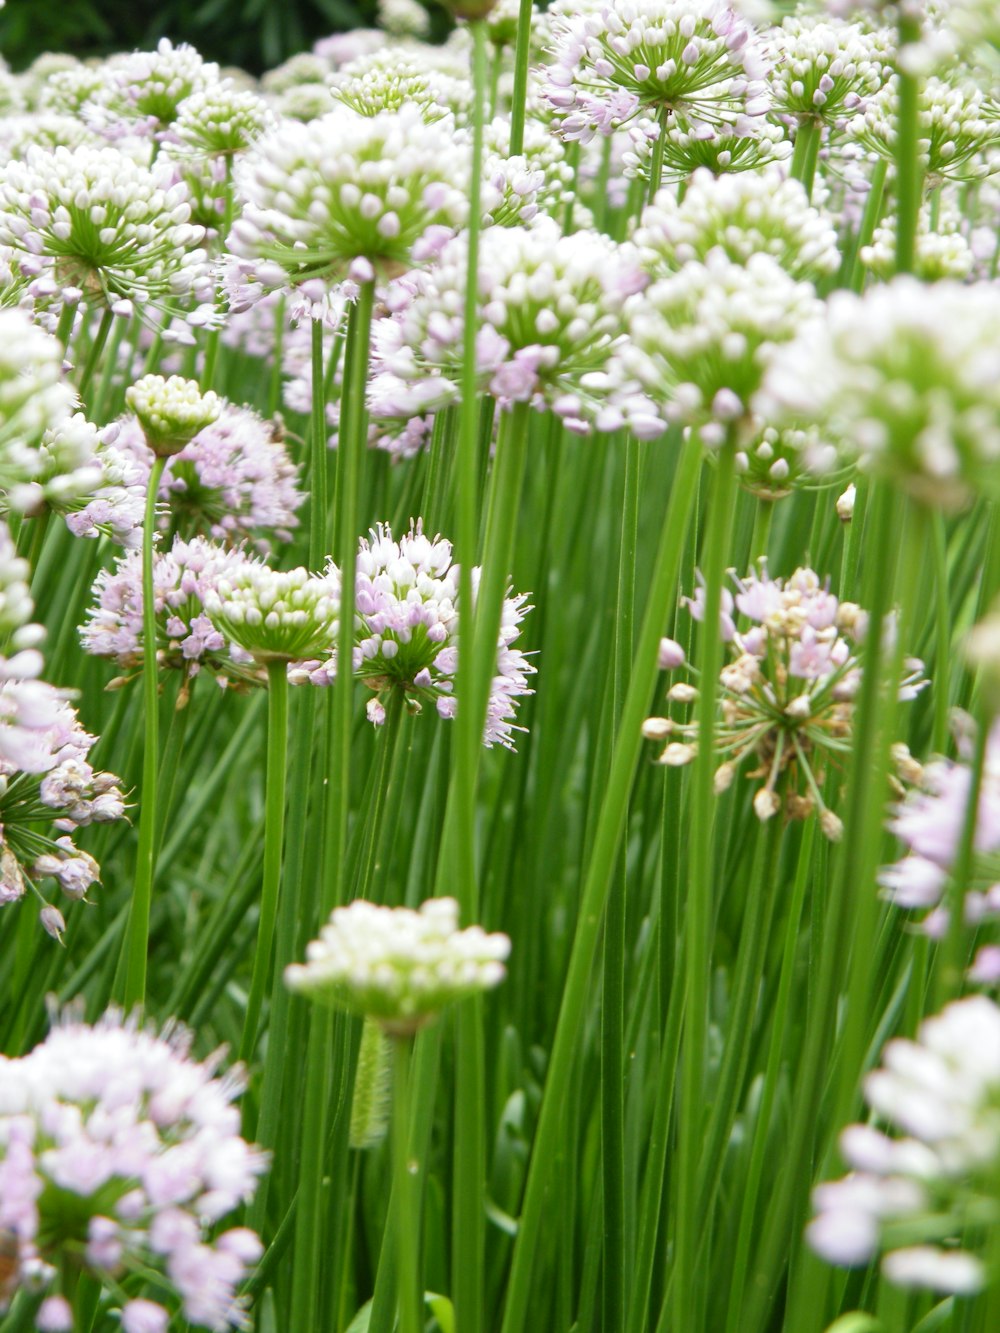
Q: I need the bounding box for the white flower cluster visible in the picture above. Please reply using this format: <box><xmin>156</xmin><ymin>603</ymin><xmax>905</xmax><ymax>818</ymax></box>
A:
<box><xmin>758</xmin><ymin>277</ymin><xmax>1000</xmax><ymax>509</ymax></box>
<box><xmin>85</xmin><ymin>37</ymin><xmax>219</xmax><ymax>134</ymax></box>
<box><xmin>766</xmin><ymin>16</ymin><xmax>894</xmax><ymax>124</ymax></box>
<box><xmin>226</xmin><ymin>103</ymin><xmax>469</xmax><ymax>298</ymax></box>
<box><xmin>852</xmin><ymin>75</ymin><xmax>1000</xmax><ymax>183</ymax></box>
<box><xmin>173</xmin><ymin>80</ymin><xmax>275</xmax><ymax>157</ymax></box>
<box><xmin>623</xmin><ymin>114</ymin><xmax>792</xmax><ymax>184</ymax></box>
<box><xmin>808</xmin><ymin>995</ymin><xmax>1000</xmax><ymax>1296</ymax></box>
<box><xmin>0</xmin><ymin>144</ymin><xmax>208</xmax><ymax>311</ymax></box>
<box><xmin>860</xmin><ymin>211</ymin><xmax>975</xmax><ymax>281</ymax></box>
<box><xmin>204</xmin><ymin>562</ymin><xmax>340</xmax><ymax>663</ymax></box>
<box><xmin>285</xmin><ymin>896</ymin><xmax>511</xmax><ymax>1033</ymax></box>
<box><xmin>621</xmin><ymin>249</ymin><xmax>821</xmax><ymax>440</ymax></box>
<box><xmin>377</xmin><ymin>0</ymin><xmax>431</xmax><ymax>37</ymax></box>
<box><xmin>0</xmin><ymin>1010</ymin><xmax>266</xmax><ymax>1329</ymax></box>
<box><xmin>541</xmin><ymin>0</ymin><xmax>771</xmax><ymax>142</ymax></box>
<box><xmin>125</xmin><ymin>375</ymin><xmax>222</xmax><ymax>457</ymax></box>
<box><xmin>634</xmin><ymin>168</ymin><xmax>841</xmax><ymax>281</ymax></box>
<box><xmin>331</xmin><ymin>52</ymin><xmax>471</xmax><ymax>123</ymax></box>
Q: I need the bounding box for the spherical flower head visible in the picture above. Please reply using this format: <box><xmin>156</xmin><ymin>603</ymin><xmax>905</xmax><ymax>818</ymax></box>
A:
<box><xmin>173</xmin><ymin>81</ymin><xmax>275</xmax><ymax>157</ymax></box>
<box><xmin>852</xmin><ymin>76</ymin><xmax>1000</xmax><ymax>184</ymax></box>
<box><xmin>623</xmin><ymin>114</ymin><xmax>792</xmax><ymax>184</ymax></box>
<box><xmin>87</xmin><ymin>38</ymin><xmax>219</xmax><ymax>134</ymax></box>
<box><xmin>125</xmin><ymin>376</ymin><xmax>222</xmax><ymax>458</ymax></box>
<box><xmin>371</xmin><ymin>221</ymin><xmax>644</xmax><ymax>431</ymax></box>
<box><xmin>647</xmin><ymin>564</ymin><xmax>924</xmax><ymax>833</ymax></box>
<box><xmin>0</xmin><ymin>1009</ymin><xmax>266</xmax><ymax>1328</ymax></box>
<box><xmin>0</xmin><ymin>145</ymin><xmax>208</xmax><ymax>310</ymax></box>
<box><xmin>807</xmin><ymin>995</ymin><xmax>1000</xmax><ymax>1295</ymax></box>
<box><xmin>0</xmin><ymin>309</ymin><xmax>77</xmax><ymax>486</ymax></box>
<box><xmin>622</xmin><ymin>249</ymin><xmax>822</xmax><ymax>438</ymax></box>
<box><xmin>861</xmin><ymin>211</ymin><xmax>975</xmax><ymax>282</ymax></box>
<box><xmin>285</xmin><ymin>897</ymin><xmax>511</xmax><ymax>1033</ymax></box>
<box><xmin>767</xmin><ymin>16</ymin><xmax>894</xmax><ymax>125</ymax></box>
<box><xmin>331</xmin><ymin>53</ymin><xmax>471</xmax><ymax>123</ymax></box>
<box><xmin>81</xmin><ymin>535</ymin><xmax>263</xmax><ymax>687</ymax></box>
<box><xmin>635</xmin><ymin>168</ymin><xmax>841</xmax><ymax>282</ymax></box>
<box><xmin>757</xmin><ymin>277</ymin><xmax>1000</xmax><ymax>510</ymax></box>
<box><xmin>205</xmin><ymin>562</ymin><xmax>340</xmax><ymax>664</ymax></box>
<box><xmin>17</xmin><ymin>412</ymin><xmax>105</xmax><ymax>519</ymax></box>
<box><xmin>734</xmin><ymin>420</ymin><xmax>838</xmax><ymax>501</ymax></box>
<box><xmin>377</xmin><ymin>0</ymin><xmax>431</xmax><ymax>37</ymax></box>
<box><xmin>228</xmin><ymin>104</ymin><xmax>469</xmax><ymax>295</ymax></box>
<box><xmin>541</xmin><ymin>0</ymin><xmax>771</xmax><ymax>143</ymax></box>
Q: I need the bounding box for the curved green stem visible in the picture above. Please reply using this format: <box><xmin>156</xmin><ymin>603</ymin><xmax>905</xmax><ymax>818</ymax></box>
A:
<box><xmin>499</xmin><ymin>429</ymin><xmax>703</xmax><ymax>1333</ymax></box>
<box><xmin>121</xmin><ymin>452</ymin><xmax>167</xmax><ymax>1011</ymax></box>
<box><xmin>238</xmin><ymin>658</ymin><xmax>289</xmax><ymax>1065</ymax></box>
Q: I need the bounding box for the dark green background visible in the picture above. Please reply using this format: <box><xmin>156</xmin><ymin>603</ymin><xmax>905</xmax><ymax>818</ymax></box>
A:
<box><xmin>0</xmin><ymin>0</ymin><xmax>377</xmax><ymax>75</ymax></box>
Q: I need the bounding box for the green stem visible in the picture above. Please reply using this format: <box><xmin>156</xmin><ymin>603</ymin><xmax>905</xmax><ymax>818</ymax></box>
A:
<box><xmin>499</xmin><ymin>429</ymin><xmax>703</xmax><ymax>1333</ymax></box>
<box><xmin>238</xmin><ymin>658</ymin><xmax>289</xmax><ymax>1065</ymax></box>
<box><xmin>749</xmin><ymin>498</ymin><xmax>773</xmax><ymax>566</ymax></box>
<box><xmin>91</xmin><ymin>313</ymin><xmax>126</xmax><ymax>423</ymax></box>
<box><xmin>309</xmin><ymin>316</ymin><xmax>328</xmax><ymax>564</ymax></box>
<box><xmin>647</xmin><ymin>105</ymin><xmax>670</xmax><ymax>203</ymax></box>
<box><xmin>77</xmin><ymin>306</ymin><xmax>115</xmax><ymax>402</ymax></box>
<box><xmin>508</xmin><ymin>0</ymin><xmax>534</xmax><ymax>156</ymax></box>
<box><xmin>267</xmin><ymin>296</ymin><xmax>286</xmax><ymax>419</ymax></box>
<box><xmin>894</xmin><ymin>16</ymin><xmax>924</xmax><ymax>274</ymax></box>
<box><xmin>121</xmin><ymin>452</ymin><xmax>167</xmax><ymax>1011</ymax></box>
<box><xmin>200</xmin><ymin>158</ymin><xmax>235</xmax><ymax>392</ymax></box>
<box><xmin>845</xmin><ymin>157</ymin><xmax>888</xmax><ymax>293</ymax></box>
<box><xmin>675</xmin><ymin>443</ymin><xmax>738</xmax><ymax>1330</ymax></box>
<box><xmin>55</xmin><ymin>301</ymin><xmax>76</xmax><ymax>349</ymax></box>
<box><xmin>937</xmin><ymin>704</ymin><xmax>990</xmax><ymax>1004</ymax></box>
<box><xmin>931</xmin><ymin>512</ymin><xmax>952</xmax><ymax>754</ymax></box>
<box><xmin>393</xmin><ymin>1035</ymin><xmax>420</xmax><ymax>1333</ymax></box>
<box><xmin>789</xmin><ymin>119</ymin><xmax>822</xmax><ymax>199</ymax></box>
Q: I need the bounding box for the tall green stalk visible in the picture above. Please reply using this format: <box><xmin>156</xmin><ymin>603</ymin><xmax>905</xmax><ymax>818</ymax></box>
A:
<box><xmin>894</xmin><ymin>15</ymin><xmax>923</xmax><ymax>274</ymax></box>
<box><xmin>674</xmin><ymin>443</ymin><xmax>738</xmax><ymax>1331</ymax></box>
<box><xmin>121</xmin><ymin>453</ymin><xmax>167</xmax><ymax>1011</ymax></box>
<box><xmin>499</xmin><ymin>430</ymin><xmax>703</xmax><ymax>1333</ymax></box>
<box><xmin>392</xmin><ymin>1034</ymin><xmax>421</xmax><ymax>1333</ymax></box>
<box><xmin>508</xmin><ymin>0</ymin><xmax>534</xmax><ymax>156</ymax></box>
<box><xmin>238</xmin><ymin>659</ymin><xmax>289</xmax><ymax>1065</ymax></box>
<box><xmin>789</xmin><ymin>119</ymin><xmax>822</xmax><ymax>199</ymax></box>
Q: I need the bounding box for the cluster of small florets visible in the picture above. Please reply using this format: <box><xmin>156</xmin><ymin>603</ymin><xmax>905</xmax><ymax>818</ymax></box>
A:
<box><xmin>766</xmin><ymin>16</ymin><xmax>894</xmax><ymax>125</ymax></box>
<box><xmin>81</xmin><ymin>536</ymin><xmax>261</xmax><ymax>689</ymax></box>
<box><xmin>860</xmin><ymin>208</ymin><xmax>975</xmax><ymax>281</ymax></box>
<box><xmin>225</xmin><ymin>103</ymin><xmax>469</xmax><ymax>300</ymax></box>
<box><xmin>643</xmin><ymin>566</ymin><xmax>925</xmax><ymax>838</ymax></box>
<box><xmin>125</xmin><ymin>375</ymin><xmax>223</xmax><ymax>457</ymax></box>
<box><xmin>377</xmin><ymin>0</ymin><xmax>431</xmax><ymax>37</ymax></box>
<box><xmin>634</xmin><ymin>168</ymin><xmax>841</xmax><ymax>281</ymax></box>
<box><xmin>619</xmin><ymin>249</ymin><xmax>821</xmax><ymax>441</ymax></box>
<box><xmin>852</xmin><ymin>75</ymin><xmax>1000</xmax><ymax>183</ymax></box>
<box><xmin>172</xmin><ymin>80</ymin><xmax>275</xmax><ymax>158</ymax></box>
<box><xmin>540</xmin><ymin>0</ymin><xmax>771</xmax><ymax>143</ymax></box>
<box><xmin>758</xmin><ymin>277</ymin><xmax>1000</xmax><ymax>510</ymax></box>
<box><xmin>734</xmin><ymin>420</ymin><xmax>839</xmax><ymax>501</ymax></box>
<box><xmin>0</xmin><ymin>145</ymin><xmax>209</xmax><ymax>311</ymax></box>
<box><xmin>106</xmin><ymin>404</ymin><xmax>302</xmax><ymax>551</ymax></box>
<box><xmin>204</xmin><ymin>562</ymin><xmax>340</xmax><ymax>664</ymax></box>
<box><xmin>84</xmin><ymin>37</ymin><xmax>220</xmax><ymax>135</ymax></box>
<box><xmin>331</xmin><ymin>52</ymin><xmax>471</xmax><ymax>122</ymax></box>
<box><xmin>623</xmin><ymin>113</ymin><xmax>792</xmax><ymax>184</ymax></box>
<box><xmin>0</xmin><ymin>1010</ymin><xmax>266</xmax><ymax>1329</ymax></box>
<box><xmin>808</xmin><ymin>995</ymin><xmax>1000</xmax><ymax>1297</ymax></box>
<box><xmin>369</xmin><ymin>221</ymin><xmax>644</xmax><ymax>432</ymax></box>
<box><xmin>285</xmin><ymin>896</ymin><xmax>511</xmax><ymax>1034</ymax></box>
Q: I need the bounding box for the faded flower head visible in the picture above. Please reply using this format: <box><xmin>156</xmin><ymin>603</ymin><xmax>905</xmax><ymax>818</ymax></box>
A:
<box><xmin>204</xmin><ymin>562</ymin><xmax>340</xmax><ymax>664</ymax></box>
<box><xmin>0</xmin><ymin>1009</ymin><xmax>266</xmax><ymax>1328</ymax></box>
<box><xmin>644</xmin><ymin>564</ymin><xmax>925</xmax><ymax>836</ymax></box>
<box><xmin>125</xmin><ymin>375</ymin><xmax>222</xmax><ymax>458</ymax></box>
<box><xmin>0</xmin><ymin>145</ymin><xmax>208</xmax><ymax>310</ymax></box>
<box><xmin>285</xmin><ymin>896</ymin><xmax>511</xmax><ymax>1034</ymax></box>
<box><xmin>621</xmin><ymin>249</ymin><xmax>821</xmax><ymax>443</ymax></box>
<box><xmin>757</xmin><ymin>277</ymin><xmax>1000</xmax><ymax>510</ymax></box>
<box><xmin>541</xmin><ymin>0</ymin><xmax>770</xmax><ymax>142</ymax></box>
<box><xmin>81</xmin><ymin>535</ymin><xmax>262</xmax><ymax>688</ymax></box>
<box><xmin>807</xmin><ymin>995</ymin><xmax>1000</xmax><ymax>1296</ymax></box>
<box><xmin>226</xmin><ymin>103</ymin><xmax>469</xmax><ymax>300</ymax></box>
<box><xmin>634</xmin><ymin>168</ymin><xmax>841</xmax><ymax>282</ymax></box>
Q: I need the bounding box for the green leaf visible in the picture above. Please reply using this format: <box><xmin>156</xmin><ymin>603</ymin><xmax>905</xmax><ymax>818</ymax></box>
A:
<box><xmin>426</xmin><ymin>1292</ymin><xmax>455</xmax><ymax>1333</ymax></box>
<box><xmin>823</xmin><ymin>1315</ymin><xmax>883</xmax><ymax>1333</ymax></box>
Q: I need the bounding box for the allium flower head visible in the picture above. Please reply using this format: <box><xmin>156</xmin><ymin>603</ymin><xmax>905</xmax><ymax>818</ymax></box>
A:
<box><xmin>331</xmin><ymin>53</ymin><xmax>471</xmax><ymax>122</ymax></box>
<box><xmin>173</xmin><ymin>80</ymin><xmax>275</xmax><ymax>157</ymax></box>
<box><xmin>227</xmin><ymin>104</ymin><xmax>469</xmax><ymax>297</ymax></box>
<box><xmin>645</xmin><ymin>564</ymin><xmax>925</xmax><ymax>835</ymax></box>
<box><xmin>860</xmin><ymin>210</ymin><xmax>975</xmax><ymax>281</ymax></box>
<box><xmin>285</xmin><ymin>897</ymin><xmax>511</xmax><ymax>1034</ymax></box>
<box><xmin>0</xmin><ymin>308</ymin><xmax>77</xmax><ymax>488</ymax></box>
<box><xmin>623</xmin><ymin>114</ymin><xmax>792</xmax><ymax>184</ymax></box>
<box><xmin>125</xmin><ymin>375</ymin><xmax>222</xmax><ymax>458</ymax></box>
<box><xmin>0</xmin><ymin>145</ymin><xmax>208</xmax><ymax>310</ymax></box>
<box><xmin>87</xmin><ymin>38</ymin><xmax>220</xmax><ymax>135</ymax></box>
<box><xmin>808</xmin><ymin>995</ymin><xmax>1000</xmax><ymax>1295</ymax></box>
<box><xmin>634</xmin><ymin>168</ymin><xmax>841</xmax><ymax>281</ymax></box>
<box><xmin>81</xmin><ymin>536</ymin><xmax>262</xmax><ymax>688</ymax></box>
<box><xmin>767</xmin><ymin>16</ymin><xmax>894</xmax><ymax>125</ymax></box>
<box><xmin>541</xmin><ymin>0</ymin><xmax>771</xmax><ymax>142</ymax></box>
<box><xmin>757</xmin><ymin>277</ymin><xmax>1000</xmax><ymax>510</ymax></box>
<box><xmin>377</xmin><ymin>0</ymin><xmax>432</xmax><ymax>36</ymax></box>
<box><xmin>370</xmin><ymin>221</ymin><xmax>643</xmax><ymax>432</ymax></box>
<box><xmin>621</xmin><ymin>249</ymin><xmax>821</xmax><ymax>442</ymax></box>
<box><xmin>325</xmin><ymin>522</ymin><xmax>534</xmax><ymax>746</ymax></box>
<box><xmin>204</xmin><ymin>562</ymin><xmax>340</xmax><ymax>664</ymax></box>
<box><xmin>853</xmin><ymin>76</ymin><xmax>1000</xmax><ymax>183</ymax></box>
<box><xmin>0</xmin><ymin>1009</ymin><xmax>266</xmax><ymax>1328</ymax></box>
<box><xmin>734</xmin><ymin>420</ymin><xmax>839</xmax><ymax>501</ymax></box>
<box><xmin>9</xmin><ymin>411</ymin><xmax>105</xmax><ymax>519</ymax></box>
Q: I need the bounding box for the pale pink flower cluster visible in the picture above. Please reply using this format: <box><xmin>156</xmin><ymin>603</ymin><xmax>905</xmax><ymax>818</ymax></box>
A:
<box><xmin>0</xmin><ymin>1010</ymin><xmax>266</xmax><ymax>1329</ymax></box>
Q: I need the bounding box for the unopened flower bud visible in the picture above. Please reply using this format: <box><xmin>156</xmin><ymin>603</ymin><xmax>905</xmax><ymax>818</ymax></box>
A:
<box><xmin>659</xmin><ymin>742</ymin><xmax>696</xmax><ymax>767</ymax></box>
<box><xmin>714</xmin><ymin>762</ymin><xmax>735</xmax><ymax>794</ymax></box>
<box><xmin>667</xmin><ymin>682</ymin><xmax>699</xmax><ymax>704</ymax></box>
<box><xmin>40</xmin><ymin>904</ymin><xmax>66</xmax><ymax>943</ymax></box>
<box><xmin>836</xmin><ymin>483</ymin><xmax>856</xmax><ymax>522</ymax></box>
<box><xmin>125</xmin><ymin>375</ymin><xmax>222</xmax><ymax>457</ymax></box>
<box><xmin>658</xmin><ymin>636</ymin><xmax>686</xmax><ymax>670</ymax></box>
<box><xmin>642</xmin><ymin>716</ymin><xmax>673</xmax><ymax>741</ymax></box>
<box><xmin>820</xmin><ymin>809</ymin><xmax>844</xmax><ymax>841</ymax></box>
<box><xmin>754</xmin><ymin>788</ymin><xmax>780</xmax><ymax>821</ymax></box>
